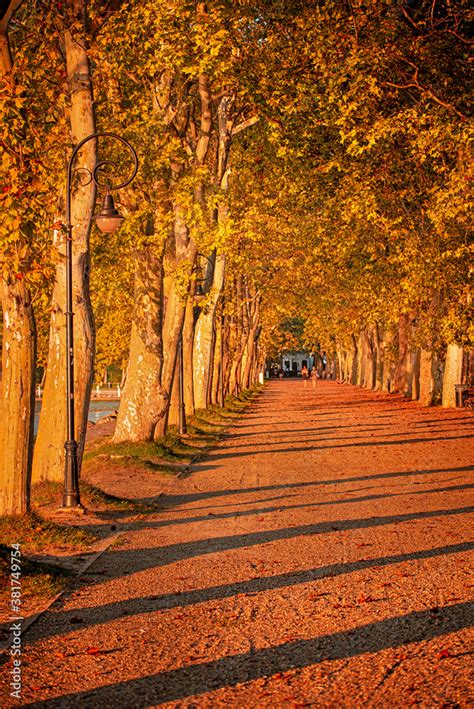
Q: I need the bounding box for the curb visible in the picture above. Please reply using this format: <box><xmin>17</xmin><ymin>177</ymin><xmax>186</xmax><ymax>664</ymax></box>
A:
<box><xmin>0</xmin><ymin>531</ymin><xmax>122</xmax><ymax>657</ymax></box>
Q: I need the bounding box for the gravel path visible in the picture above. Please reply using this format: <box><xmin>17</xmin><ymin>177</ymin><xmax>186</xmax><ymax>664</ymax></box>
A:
<box><xmin>2</xmin><ymin>380</ymin><xmax>473</xmax><ymax>707</ymax></box>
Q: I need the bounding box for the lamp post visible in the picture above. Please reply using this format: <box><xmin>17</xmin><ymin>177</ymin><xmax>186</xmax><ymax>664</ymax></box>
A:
<box><xmin>218</xmin><ymin>298</ymin><xmax>225</xmax><ymax>407</ymax></box>
<box><xmin>62</xmin><ymin>132</ymin><xmax>138</xmax><ymax>509</ymax></box>
<box><xmin>177</xmin><ymin>334</ymin><xmax>187</xmax><ymax>435</ymax></box>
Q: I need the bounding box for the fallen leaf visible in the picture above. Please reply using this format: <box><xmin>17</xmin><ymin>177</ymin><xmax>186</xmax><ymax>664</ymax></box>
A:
<box><xmin>86</xmin><ymin>646</ymin><xmax>101</xmax><ymax>655</ymax></box>
<box><xmin>357</xmin><ymin>595</ymin><xmax>375</xmax><ymax>604</ymax></box>
<box><xmin>437</xmin><ymin>649</ymin><xmax>451</xmax><ymax>660</ymax></box>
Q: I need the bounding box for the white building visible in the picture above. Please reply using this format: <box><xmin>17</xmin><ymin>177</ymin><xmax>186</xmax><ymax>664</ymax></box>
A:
<box><xmin>280</xmin><ymin>350</ymin><xmax>313</xmax><ymax>375</ymax></box>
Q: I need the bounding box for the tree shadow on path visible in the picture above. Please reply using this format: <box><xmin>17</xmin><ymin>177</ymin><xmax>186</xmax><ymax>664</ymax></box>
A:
<box><xmin>158</xmin><ymin>465</ymin><xmax>474</xmax><ymax>508</ymax></box>
<box><xmin>29</xmin><ymin>541</ymin><xmax>474</xmax><ymax>643</ymax></box>
<box><xmin>26</xmin><ymin>601</ymin><xmax>473</xmax><ymax>708</ymax></box>
<box><xmin>38</xmin><ymin>505</ymin><xmax>474</xmax><ymax>591</ymax></box>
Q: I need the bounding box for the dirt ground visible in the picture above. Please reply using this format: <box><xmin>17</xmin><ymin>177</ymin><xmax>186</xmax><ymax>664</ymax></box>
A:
<box><xmin>1</xmin><ymin>380</ymin><xmax>473</xmax><ymax>707</ymax></box>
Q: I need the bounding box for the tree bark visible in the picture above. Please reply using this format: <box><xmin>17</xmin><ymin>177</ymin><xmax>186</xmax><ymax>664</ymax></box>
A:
<box><xmin>0</xmin><ymin>0</ymin><xmax>36</xmax><ymax>515</ymax></box>
<box><xmin>193</xmin><ymin>252</ymin><xmax>226</xmax><ymax>409</ymax></box>
<box><xmin>411</xmin><ymin>347</ymin><xmax>421</xmax><ymax>401</ymax></box>
<box><xmin>348</xmin><ymin>335</ymin><xmax>358</xmax><ymax>384</ymax></box>
<box><xmin>374</xmin><ymin>323</ymin><xmax>384</xmax><ymax>390</ymax></box>
<box><xmin>167</xmin><ymin>359</ymin><xmax>180</xmax><ymax>428</ymax></box>
<box><xmin>381</xmin><ymin>328</ymin><xmax>395</xmax><ymax>392</ymax></box>
<box><xmin>32</xmin><ymin>21</ymin><xmax>96</xmax><ymax>482</ymax></box>
<box><xmin>154</xmin><ymin>71</ymin><xmax>212</xmax><ymax>436</ymax></box>
<box><xmin>209</xmin><ymin>310</ymin><xmax>222</xmax><ymax>405</ymax></box>
<box><xmin>442</xmin><ymin>343</ymin><xmax>463</xmax><ymax>408</ymax></box>
<box><xmin>182</xmin><ymin>297</ymin><xmax>196</xmax><ymax>416</ymax></box>
<box><xmin>241</xmin><ymin>299</ymin><xmax>260</xmax><ymax>390</ymax></box>
<box><xmin>394</xmin><ymin>313</ymin><xmax>409</xmax><ymax>394</ymax></box>
<box><xmin>192</xmin><ymin>96</ymin><xmax>233</xmax><ymax>410</ymax></box>
<box><xmin>356</xmin><ymin>330</ymin><xmax>365</xmax><ymax>386</ymax></box>
<box><xmin>113</xmin><ymin>247</ymin><xmax>167</xmax><ymax>442</ymax></box>
<box><xmin>0</xmin><ymin>278</ymin><xmax>36</xmax><ymax>516</ymax></box>
<box><xmin>419</xmin><ymin>348</ymin><xmax>435</xmax><ymax>406</ymax></box>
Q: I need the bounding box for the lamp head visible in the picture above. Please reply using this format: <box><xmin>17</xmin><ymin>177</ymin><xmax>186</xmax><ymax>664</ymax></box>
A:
<box><xmin>95</xmin><ymin>192</ymin><xmax>124</xmax><ymax>233</ymax></box>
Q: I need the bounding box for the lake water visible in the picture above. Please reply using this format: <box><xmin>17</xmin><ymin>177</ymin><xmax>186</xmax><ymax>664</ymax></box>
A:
<box><xmin>34</xmin><ymin>399</ymin><xmax>120</xmax><ymax>435</ymax></box>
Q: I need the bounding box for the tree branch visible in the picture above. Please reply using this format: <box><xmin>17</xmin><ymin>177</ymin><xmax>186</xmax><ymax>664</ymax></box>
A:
<box><xmin>347</xmin><ymin>0</ymin><xmax>359</xmax><ymax>47</ymax></box>
<box><xmin>232</xmin><ymin>114</ymin><xmax>260</xmax><ymax>136</ymax></box>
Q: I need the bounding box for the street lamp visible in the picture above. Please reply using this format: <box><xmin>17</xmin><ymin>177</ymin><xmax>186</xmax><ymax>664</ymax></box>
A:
<box><xmin>218</xmin><ymin>297</ymin><xmax>225</xmax><ymax>407</ymax></box>
<box><xmin>177</xmin><ymin>253</ymin><xmax>214</xmax><ymax>435</ymax></box>
<box><xmin>62</xmin><ymin>132</ymin><xmax>138</xmax><ymax>509</ymax></box>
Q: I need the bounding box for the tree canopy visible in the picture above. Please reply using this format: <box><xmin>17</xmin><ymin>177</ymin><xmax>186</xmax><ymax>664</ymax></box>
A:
<box><xmin>0</xmin><ymin>0</ymin><xmax>471</xmax><ymax>514</ymax></box>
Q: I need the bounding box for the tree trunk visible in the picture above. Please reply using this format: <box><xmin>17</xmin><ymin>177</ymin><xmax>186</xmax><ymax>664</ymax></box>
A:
<box><xmin>32</xmin><ymin>26</ymin><xmax>96</xmax><ymax>483</ymax></box>
<box><xmin>348</xmin><ymin>335</ymin><xmax>358</xmax><ymax>384</ymax></box>
<box><xmin>374</xmin><ymin>323</ymin><xmax>384</xmax><ymax>390</ymax></box>
<box><xmin>411</xmin><ymin>347</ymin><xmax>421</xmax><ymax>401</ymax></box>
<box><xmin>182</xmin><ymin>297</ymin><xmax>196</xmax><ymax>417</ymax></box>
<box><xmin>167</xmin><ymin>359</ymin><xmax>180</xmax><ymax>427</ymax></box>
<box><xmin>336</xmin><ymin>348</ymin><xmax>344</xmax><ymax>382</ymax></box>
<box><xmin>419</xmin><ymin>348</ymin><xmax>435</xmax><ymax>406</ymax></box>
<box><xmin>193</xmin><ymin>96</ymin><xmax>233</xmax><ymax>410</ymax></box>
<box><xmin>364</xmin><ymin>327</ymin><xmax>376</xmax><ymax>389</ymax></box>
<box><xmin>442</xmin><ymin>343</ymin><xmax>463</xmax><ymax>408</ymax></box>
<box><xmin>154</xmin><ymin>254</ymin><xmax>196</xmax><ymax>438</ymax></box>
<box><xmin>241</xmin><ymin>300</ymin><xmax>260</xmax><ymax>390</ymax></box>
<box><xmin>0</xmin><ymin>278</ymin><xmax>36</xmax><ymax>516</ymax></box>
<box><xmin>0</xmin><ymin>2</ymin><xmax>37</xmax><ymax>515</ymax></box>
<box><xmin>356</xmin><ymin>331</ymin><xmax>365</xmax><ymax>386</ymax></box>
<box><xmin>193</xmin><ymin>253</ymin><xmax>225</xmax><ymax>409</ymax></box>
<box><xmin>113</xmin><ymin>247</ymin><xmax>167</xmax><ymax>442</ymax></box>
<box><xmin>155</xmin><ymin>72</ymin><xmax>212</xmax><ymax>435</ymax></box>
<box><xmin>381</xmin><ymin>328</ymin><xmax>395</xmax><ymax>392</ymax></box>
<box><xmin>394</xmin><ymin>313</ymin><xmax>408</xmax><ymax>394</ymax></box>
<box><xmin>210</xmin><ymin>306</ymin><xmax>223</xmax><ymax>405</ymax></box>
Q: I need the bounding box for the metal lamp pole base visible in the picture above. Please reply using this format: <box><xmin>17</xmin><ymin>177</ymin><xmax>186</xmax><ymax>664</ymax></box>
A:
<box><xmin>58</xmin><ymin>440</ymin><xmax>86</xmax><ymax>513</ymax></box>
<box><xmin>178</xmin><ymin>335</ymin><xmax>187</xmax><ymax>435</ymax></box>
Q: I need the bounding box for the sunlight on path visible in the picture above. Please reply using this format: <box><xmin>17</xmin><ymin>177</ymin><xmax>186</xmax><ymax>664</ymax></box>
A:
<box><xmin>2</xmin><ymin>381</ymin><xmax>473</xmax><ymax>708</ymax></box>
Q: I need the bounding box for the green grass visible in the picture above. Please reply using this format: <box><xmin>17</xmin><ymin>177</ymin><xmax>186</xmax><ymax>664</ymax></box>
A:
<box><xmin>0</xmin><ymin>545</ymin><xmax>73</xmax><ymax>603</ymax></box>
<box><xmin>80</xmin><ymin>482</ymin><xmax>138</xmax><ymax>509</ymax></box>
<box><xmin>0</xmin><ymin>512</ymin><xmax>97</xmax><ymax>554</ymax></box>
<box><xmin>84</xmin><ymin>438</ymin><xmax>185</xmax><ymax>463</ymax></box>
<box><xmin>83</xmin><ymin>385</ymin><xmax>262</xmax><ymax>469</ymax></box>
<box><xmin>31</xmin><ymin>480</ymin><xmax>151</xmax><ymax>512</ymax></box>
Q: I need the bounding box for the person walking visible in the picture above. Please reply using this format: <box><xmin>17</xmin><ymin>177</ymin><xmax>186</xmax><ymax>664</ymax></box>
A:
<box><xmin>301</xmin><ymin>364</ymin><xmax>309</xmax><ymax>388</ymax></box>
<box><xmin>311</xmin><ymin>365</ymin><xmax>318</xmax><ymax>388</ymax></box>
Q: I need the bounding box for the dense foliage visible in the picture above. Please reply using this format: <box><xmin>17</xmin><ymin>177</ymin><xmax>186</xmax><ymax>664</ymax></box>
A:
<box><xmin>0</xmin><ymin>0</ymin><xmax>471</xmax><ymax>514</ymax></box>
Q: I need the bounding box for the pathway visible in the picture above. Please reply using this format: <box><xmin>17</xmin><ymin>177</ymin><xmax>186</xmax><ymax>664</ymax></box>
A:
<box><xmin>2</xmin><ymin>380</ymin><xmax>474</xmax><ymax>707</ymax></box>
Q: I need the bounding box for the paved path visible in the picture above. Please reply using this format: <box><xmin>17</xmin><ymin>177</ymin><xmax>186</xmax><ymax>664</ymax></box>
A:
<box><xmin>3</xmin><ymin>380</ymin><xmax>474</xmax><ymax>707</ymax></box>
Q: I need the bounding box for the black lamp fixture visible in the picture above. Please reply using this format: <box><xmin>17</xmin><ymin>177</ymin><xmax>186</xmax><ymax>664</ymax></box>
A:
<box><xmin>95</xmin><ymin>189</ymin><xmax>125</xmax><ymax>233</ymax></box>
<box><xmin>192</xmin><ymin>253</ymin><xmax>214</xmax><ymax>299</ymax></box>
<box><xmin>195</xmin><ymin>281</ymin><xmax>205</xmax><ymax>297</ymax></box>
<box><xmin>62</xmin><ymin>132</ymin><xmax>137</xmax><ymax>510</ymax></box>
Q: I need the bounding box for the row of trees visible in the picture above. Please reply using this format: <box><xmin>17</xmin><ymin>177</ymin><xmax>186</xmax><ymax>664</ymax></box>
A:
<box><xmin>1</xmin><ymin>0</ymin><xmax>471</xmax><ymax>516</ymax></box>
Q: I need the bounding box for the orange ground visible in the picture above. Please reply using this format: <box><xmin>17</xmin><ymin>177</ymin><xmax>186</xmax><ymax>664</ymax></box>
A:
<box><xmin>1</xmin><ymin>380</ymin><xmax>473</xmax><ymax>707</ymax></box>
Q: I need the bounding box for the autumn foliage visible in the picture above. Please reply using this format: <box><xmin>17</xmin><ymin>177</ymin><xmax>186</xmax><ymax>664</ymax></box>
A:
<box><xmin>0</xmin><ymin>0</ymin><xmax>471</xmax><ymax>515</ymax></box>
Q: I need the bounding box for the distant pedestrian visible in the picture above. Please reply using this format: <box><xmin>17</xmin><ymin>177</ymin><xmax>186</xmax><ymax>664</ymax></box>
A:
<box><xmin>311</xmin><ymin>366</ymin><xmax>318</xmax><ymax>388</ymax></box>
<box><xmin>301</xmin><ymin>364</ymin><xmax>309</xmax><ymax>387</ymax></box>
<box><xmin>321</xmin><ymin>352</ymin><xmax>327</xmax><ymax>378</ymax></box>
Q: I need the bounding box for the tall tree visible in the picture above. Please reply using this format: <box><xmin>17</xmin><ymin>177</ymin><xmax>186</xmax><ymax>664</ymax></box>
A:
<box><xmin>0</xmin><ymin>0</ymin><xmax>37</xmax><ymax>515</ymax></box>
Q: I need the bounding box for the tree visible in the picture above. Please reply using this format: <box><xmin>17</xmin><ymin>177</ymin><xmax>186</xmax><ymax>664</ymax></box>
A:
<box><xmin>0</xmin><ymin>0</ymin><xmax>40</xmax><ymax>515</ymax></box>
